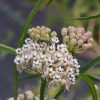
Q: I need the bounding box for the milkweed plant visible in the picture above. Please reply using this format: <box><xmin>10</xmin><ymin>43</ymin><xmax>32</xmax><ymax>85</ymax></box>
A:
<box><xmin>0</xmin><ymin>0</ymin><xmax>100</xmax><ymax>100</ymax></box>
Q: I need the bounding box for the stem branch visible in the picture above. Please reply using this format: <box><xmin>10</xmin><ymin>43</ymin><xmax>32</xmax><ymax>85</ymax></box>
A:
<box><xmin>40</xmin><ymin>79</ymin><xmax>46</xmax><ymax>100</ymax></box>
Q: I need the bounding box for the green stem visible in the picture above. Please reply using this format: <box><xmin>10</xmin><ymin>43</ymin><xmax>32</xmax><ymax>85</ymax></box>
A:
<box><xmin>40</xmin><ymin>79</ymin><xmax>46</xmax><ymax>100</ymax></box>
<box><xmin>54</xmin><ymin>88</ymin><xmax>63</xmax><ymax>99</ymax></box>
<box><xmin>14</xmin><ymin>65</ymin><xmax>18</xmax><ymax>100</ymax></box>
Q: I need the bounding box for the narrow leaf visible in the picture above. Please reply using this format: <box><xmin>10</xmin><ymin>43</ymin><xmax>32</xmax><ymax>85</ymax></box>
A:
<box><xmin>46</xmin><ymin>0</ymin><xmax>53</xmax><ymax>7</ymax></box>
<box><xmin>17</xmin><ymin>0</ymin><xmax>45</xmax><ymax>48</ymax></box>
<box><xmin>14</xmin><ymin>0</ymin><xmax>45</xmax><ymax>99</ymax></box>
<box><xmin>80</xmin><ymin>56</ymin><xmax>100</xmax><ymax>73</ymax></box>
<box><xmin>71</xmin><ymin>14</ymin><xmax>100</xmax><ymax>20</ymax></box>
<box><xmin>0</xmin><ymin>44</ymin><xmax>16</xmax><ymax>55</ymax></box>
<box><xmin>86</xmin><ymin>75</ymin><xmax>100</xmax><ymax>82</ymax></box>
<box><xmin>79</xmin><ymin>73</ymin><xmax>97</xmax><ymax>100</ymax></box>
<box><xmin>54</xmin><ymin>88</ymin><xmax>63</xmax><ymax>99</ymax></box>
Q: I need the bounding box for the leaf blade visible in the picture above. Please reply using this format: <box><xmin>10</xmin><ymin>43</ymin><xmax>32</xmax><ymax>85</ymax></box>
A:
<box><xmin>0</xmin><ymin>44</ymin><xmax>16</xmax><ymax>55</ymax></box>
<box><xmin>71</xmin><ymin>14</ymin><xmax>100</xmax><ymax>20</ymax></box>
<box><xmin>17</xmin><ymin>0</ymin><xmax>45</xmax><ymax>48</ymax></box>
<box><xmin>86</xmin><ymin>75</ymin><xmax>100</xmax><ymax>82</ymax></box>
<box><xmin>79</xmin><ymin>73</ymin><xmax>97</xmax><ymax>100</ymax></box>
<box><xmin>14</xmin><ymin>0</ymin><xmax>45</xmax><ymax>99</ymax></box>
<box><xmin>80</xmin><ymin>56</ymin><xmax>100</xmax><ymax>73</ymax></box>
<box><xmin>46</xmin><ymin>0</ymin><xmax>53</xmax><ymax>7</ymax></box>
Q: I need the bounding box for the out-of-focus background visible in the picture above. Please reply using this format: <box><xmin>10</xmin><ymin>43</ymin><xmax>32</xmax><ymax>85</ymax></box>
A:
<box><xmin>0</xmin><ymin>0</ymin><xmax>100</xmax><ymax>100</ymax></box>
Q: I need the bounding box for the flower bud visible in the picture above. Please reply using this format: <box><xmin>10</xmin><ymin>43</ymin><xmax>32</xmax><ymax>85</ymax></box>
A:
<box><xmin>87</xmin><ymin>43</ymin><xmax>92</xmax><ymax>48</ymax></box>
<box><xmin>69</xmin><ymin>32</ymin><xmax>76</xmax><ymax>38</ymax></box>
<box><xmin>76</xmin><ymin>33</ymin><xmax>82</xmax><ymax>40</ymax></box>
<box><xmin>88</xmin><ymin>38</ymin><xmax>93</xmax><ymax>43</ymax></box>
<box><xmin>76</xmin><ymin>27</ymin><xmax>85</xmax><ymax>34</ymax></box>
<box><xmin>25</xmin><ymin>91</ymin><xmax>34</xmax><ymax>100</ymax></box>
<box><xmin>51</xmin><ymin>31</ymin><xmax>57</xmax><ymax>37</ymax></box>
<box><xmin>61</xmin><ymin>27</ymin><xmax>67</xmax><ymax>36</ymax></box>
<box><xmin>70</xmin><ymin>39</ymin><xmax>77</xmax><ymax>46</ymax></box>
<box><xmin>68</xmin><ymin>26</ymin><xmax>76</xmax><ymax>33</ymax></box>
<box><xmin>81</xmin><ymin>36</ymin><xmax>87</xmax><ymax>42</ymax></box>
<box><xmin>63</xmin><ymin>35</ymin><xmax>69</xmax><ymax>43</ymax></box>
<box><xmin>36</xmin><ymin>26</ymin><xmax>41</xmax><ymax>29</ymax></box>
<box><xmin>78</xmin><ymin>39</ymin><xmax>83</xmax><ymax>46</ymax></box>
<box><xmin>82</xmin><ymin>44</ymin><xmax>88</xmax><ymax>49</ymax></box>
<box><xmin>27</xmin><ymin>29</ymin><xmax>33</xmax><ymax>34</ymax></box>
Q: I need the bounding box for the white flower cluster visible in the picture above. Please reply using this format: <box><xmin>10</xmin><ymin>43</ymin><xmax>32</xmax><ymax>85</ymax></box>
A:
<box><xmin>8</xmin><ymin>90</ymin><xmax>56</xmax><ymax>100</ymax></box>
<box><xmin>61</xmin><ymin>26</ymin><xmax>93</xmax><ymax>53</ymax></box>
<box><xmin>14</xmin><ymin>36</ymin><xmax>80</xmax><ymax>90</ymax></box>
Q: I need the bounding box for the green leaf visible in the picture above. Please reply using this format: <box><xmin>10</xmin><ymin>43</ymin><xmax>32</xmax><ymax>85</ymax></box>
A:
<box><xmin>80</xmin><ymin>56</ymin><xmax>100</xmax><ymax>73</ymax></box>
<box><xmin>14</xmin><ymin>0</ymin><xmax>45</xmax><ymax>99</ymax></box>
<box><xmin>46</xmin><ymin>0</ymin><xmax>53</xmax><ymax>7</ymax></box>
<box><xmin>54</xmin><ymin>88</ymin><xmax>63</xmax><ymax>99</ymax></box>
<box><xmin>71</xmin><ymin>14</ymin><xmax>100</xmax><ymax>20</ymax></box>
<box><xmin>79</xmin><ymin>73</ymin><xmax>97</xmax><ymax>100</ymax></box>
<box><xmin>86</xmin><ymin>75</ymin><xmax>100</xmax><ymax>82</ymax></box>
<box><xmin>17</xmin><ymin>0</ymin><xmax>45</xmax><ymax>48</ymax></box>
<box><xmin>0</xmin><ymin>44</ymin><xmax>16</xmax><ymax>55</ymax></box>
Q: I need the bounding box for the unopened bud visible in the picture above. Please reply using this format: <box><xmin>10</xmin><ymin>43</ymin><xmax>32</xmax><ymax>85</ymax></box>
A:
<box><xmin>69</xmin><ymin>32</ymin><xmax>76</xmax><ymax>38</ymax></box>
<box><xmin>70</xmin><ymin>39</ymin><xmax>77</xmax><ymax>45</ymax></box>
<box><xmin>76</xmin><ymin>27</ymin><xmax>85</xmax><ymax>34</ymax></box>
<box><xmin>51</xmin><ymin>31</ymin><xmax>57</xmax><ymax>37</ymax></box>
<box><xmin>61</xmin><ymin>27</ymin><xmax>67</xmax><ymax>36</ymax></box>
<box><xmin>25</xmin><ymin>91</ymin><xmax>34</xmax><ymax>100</ymax></box>
<box><xmin>63</xmin><ymin>36</ymin><xmax>69</xmax><ymax>43</ymax></box>
<box><xmin>27</xmin><ymin>29</ymin><xmax>33</xmax><ymax>34</ymax></box>
<box><xmin>46</xmin><ymin>28</ymin><xmax>51</xmax><ymax>33</ymax></box>
<box><xmin>87</xmin><ymin>43</ymin><xmax>92</xmax><ymax>48</ymax></box>
<box><xmin>36</xmin><ymin>26</ymin><xmax>41</xmax><ymax>30</ymax></box>
<box><xmin>76</xmin><ymin>33</ymin><xmax>82</xmax><ymax>40</ymax></box>
<box><xmin>78</xmin><ymin>39</ymin><xmax>83</xmax><ymax>46</ymax></box>
<box><xmin>82</xmin><ymin>44</ymin><xmax>88</xmax><ymax>49</ymax></box>
<box><xmin>88</xmin><ymin>38</ymin><xmax>93</xmax><ymax>43</ymax></box>
<box><xmin>68</xmin><ymin>26</ymin><xmax>76</xmax><ymax>33</ymax></box>
<box><xmin>81</xmin><ymin>36</ymin><xmax>87</xmax><ymax>42</ymax></box>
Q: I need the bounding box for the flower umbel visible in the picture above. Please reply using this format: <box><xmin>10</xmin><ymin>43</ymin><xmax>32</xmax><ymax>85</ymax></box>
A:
<box><xmin>61</xmin><ymin>26</ymin><xmax>93</xmax><ymax>54</ymax></box>
<box><xmin>14</xmin><ymin>26</ymin><xmax>83</xmax><ymax>91</ymax></box>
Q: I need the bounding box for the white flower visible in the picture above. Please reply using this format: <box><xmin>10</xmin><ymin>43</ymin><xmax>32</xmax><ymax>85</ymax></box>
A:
<box><xmin>14</xmin><ymin>30</ymin><xmax>80</xmax><ymax>90</ymax></box>
<box><xmin>51</xmin><ymin>37</ymin><xmax>59</xmax><ymax>43</ymax></box>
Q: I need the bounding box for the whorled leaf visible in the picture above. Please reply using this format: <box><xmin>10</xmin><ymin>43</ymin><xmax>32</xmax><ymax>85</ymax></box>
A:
<box><xmin>79</xmin><ymin>73</ymin><xmax>97</xmax><ymax>100</ymax></box>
